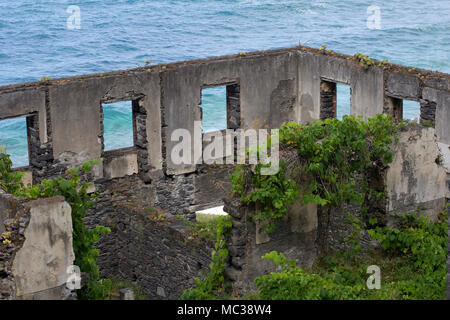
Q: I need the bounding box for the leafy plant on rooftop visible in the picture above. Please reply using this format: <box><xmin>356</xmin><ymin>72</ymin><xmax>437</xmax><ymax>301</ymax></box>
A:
<box><xmin>354</xmin><ymin>53</ymin><xmax>375</xmax><ymax>69</ymax></box>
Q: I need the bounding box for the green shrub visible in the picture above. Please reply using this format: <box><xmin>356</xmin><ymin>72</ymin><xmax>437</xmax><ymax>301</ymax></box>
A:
<box><xmin>231</xmin><ymin>161</ymin><xmax>299</xmax><ymax>234</ymax></box>
<box><xmin>255</xmin><ymin>208</ymin><xmax>448</xmax><ymax>300</ymax></box>
<box><xmin>0</xmin><ymin>146</ymin><xmax>25</xmax><ymax>194</ymax></box>
<box><xmin>368</xmin><ymin>211</ymin><xmax>447</xmax><ymax>273</ymax></box>
<box><xmin>367</xmin><ymin>210</ymin><xmax>447</xmax><ymax>299</ymax></box>
<box><xmin>255</xmin><ymin>251</ymin><xmax>366</xmax><ymax>300</ymax></box>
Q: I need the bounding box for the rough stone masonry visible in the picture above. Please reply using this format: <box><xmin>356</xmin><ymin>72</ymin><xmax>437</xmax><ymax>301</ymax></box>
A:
<box><xmin>0</xmin><ymin>46</ymin><xmax>449</xmax><ymax>299</ymax></box>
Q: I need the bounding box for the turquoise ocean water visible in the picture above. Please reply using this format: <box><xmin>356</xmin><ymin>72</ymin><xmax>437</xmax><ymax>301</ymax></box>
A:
<box><xmin>0</xmin><ymin>0</ymin><xmax>449</xmax><ymax>167</ymax></box>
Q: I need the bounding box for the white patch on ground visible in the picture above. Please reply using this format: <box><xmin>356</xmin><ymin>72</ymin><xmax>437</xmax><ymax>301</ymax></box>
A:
<box><xmin>196</xmin><ymin>205</ymin><xmax>228</xmax><ymax>216</ymax></box>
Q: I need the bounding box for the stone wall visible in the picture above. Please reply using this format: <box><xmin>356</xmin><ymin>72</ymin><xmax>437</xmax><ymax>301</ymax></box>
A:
<box><xmin>223</xmin><ymin>148</ymin><xmax>319</xmax><ymax>294</ymax></box>
<box><xmin>85</xmin><ymin>194</ymin><xmax>213</xmax><ymax>300</ymax></box>
<box><xmin>0</xmin><ymin>46</ymin><xmax>449</xmax><ymax>217</ymax></box>
<box><xmin>0</xmin><ymin>194</ymin><xmax>74</xmax><ymax>300</ymax></box>
<box><xmin>0</xmin><ymin>46</ymin><xmax>449</xmax><ymax>299</ymax></box>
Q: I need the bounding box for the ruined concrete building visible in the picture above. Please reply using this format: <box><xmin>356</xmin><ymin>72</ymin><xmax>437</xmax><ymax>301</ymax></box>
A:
<box><xmin>0</xmin><ymin>46</ymin><xmax>449</xmax><ymax>299</ymax></box>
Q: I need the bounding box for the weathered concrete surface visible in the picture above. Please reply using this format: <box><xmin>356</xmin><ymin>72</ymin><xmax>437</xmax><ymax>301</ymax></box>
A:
<box><xmin>0</xmin><ymin>88</ymin><xmax>45</xmax><ymax>119</ymax></box>
<box><xmin>0</xmin><ymin>46</ymin><xmax>449</xmax><ymax>217</ymax></box>
<box><xmin>288</xmin><ymin>201</ymin><xmax>317</xmax><ymax>234</ymax></box>
<box><xmin>297</xmin><ymin>52</ymin><xmax>320</xmax><ymax>123</ymax></box>
<box><xmin>297</xmin><ymin>51</ymin><xmax>384</xmax><ymax>122</ymax></box>
<box><xmin>385</xmin><ymin>72</ymin><xmax>421</xmax><ymax>100</ymax></box>
<box><xmin>104</xmin><ymin>152</ymin><xmax>138</xmax><ymax>179</ymax></box>
<box><xmin>1</xmin><ymin>46</ymin><xmax>450</xmax><ymax>298</ymax></box>
<box><xmin>351</xmin><ymin>66</ymin><xmax>384</xmax><ymax>119</ymax></box>
<box><xmin>48</xmin><ymin>71</ymin><xmax>162</xmax><ymax>173</ymax></box>
<box><xmin>12</xmin><ymin>197</ymin><xmax>74</xmax><ymax>299</ymax></box>
<box><xmin>0</xmin><ymin>195</ymin><xmax>74</xmax><ymax>300</ymax></box>
<box><xmin>163</xmin><ymin>51</ymin><xmax>298</xmax><ymax>175</ymax></box>
<box><xmin>0</xmin><ymin>88</ymin><xmax>48</xmax><ymax>143</ymax></box>
<box><xmin>436</xmin><ymin>142</ymin><xmax>450</xmax><ymax>199</ymax></box>
<box><xmin>423</xmin><ymin>88</ymin><xmax>450</xmax><ymax>145</ymax></box>
<box><xmin>385</xmin><ymin>126</ymin><xmax>447</xmax><ymax>220</ymax></box>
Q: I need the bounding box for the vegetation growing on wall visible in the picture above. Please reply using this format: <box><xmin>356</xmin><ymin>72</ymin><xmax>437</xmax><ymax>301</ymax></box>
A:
<box><xmin>179</xmin><ymin>207</ymin><xmax>447</xmax><ymax>300</ymax></box>
<box><xmin>181</xmin><ymin>216</ymin><xmax>232</xmax><ymax>300</ymax></box>
<box><xmin>231</xmin><ymin>114</ymin><xmax>399</xmax><ymax>251</ymax></box>
<box><xmin>255</xmin><ymin>209</ymin><xmax>447</xmax><ymax>300</ymax></box>
<box><xmin>223</xmin><ymin>115</ymin><xmax>447</xmax><ymax>300</ymax></box>
<box><xmin>0</xmin><ymin>148</ymin><xmax>111</xmax><ymax>300</ymax></box>
<box><xmin>230</xmin><ymin>162</ymin><xmax>299</xmax><ymax>234</ymax></box>
<box><xmin>354</xmin><ymin>53</ymin><xmax>375</xmax><ymax>69</ymax></box>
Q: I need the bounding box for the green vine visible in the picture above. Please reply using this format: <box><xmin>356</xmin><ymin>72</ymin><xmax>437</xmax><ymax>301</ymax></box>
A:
<box><xmin>254</xmin><ymin>205</ymin><xmax>448</xmax><ymax>301</ymax></box>
<box><xmin>254</xmin><ymin>251</ymin><xmax>365</xmax><ymax>300</ymax></box>
<box><xmin>230</xmin><ymin>162</ymin><xmax>299</xmax><ymax>234</ymax></box>
<box><xmin>368</xmin><ymin>210</ymin><xmax>448</xmax><ymax>275</ymax></box>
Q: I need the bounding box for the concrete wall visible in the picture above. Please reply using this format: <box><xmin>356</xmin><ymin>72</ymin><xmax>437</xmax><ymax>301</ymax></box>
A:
<box><xmin>386</xmin><ymin>126</ymin><xmax>447</xmax><ymax>220</ymax></box>
<box><xmin>0</xmin><ymin>46</ymin><xmax>449</xmax><ymax>215</ymax></box>
<box><xmin>0</xmin><ymin>195</ymin><xmax>74</xmax><ymax>300</ymax></box>
<box><xmin>297</xmin><ymin>51</ymin><xmax>384</xmax><ymax>122</ymax></box>
<box><xmin>1</xmin><ymin>46</ymin><xmax>449</xmax><ymax>298</ymax></box>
